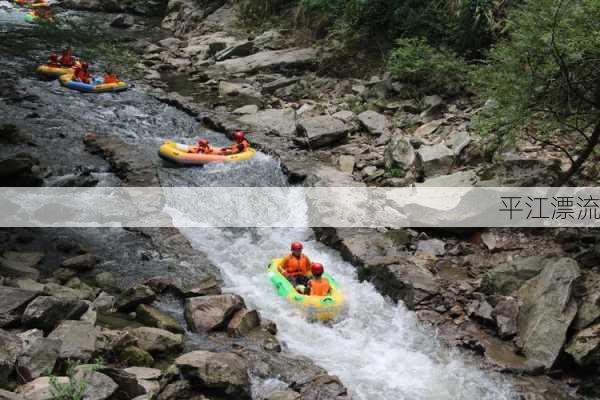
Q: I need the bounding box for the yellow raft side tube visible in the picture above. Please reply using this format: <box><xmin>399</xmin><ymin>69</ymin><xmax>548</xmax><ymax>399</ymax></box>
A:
<box><xmin>267</xmin><ymin>258</ymin><xmax>344</xmax><ymax>322</ymax></box>
<box><xmin>158</xmin><ymin>140</ymin><xmax>257</xmax><ymax>165</ymax></box>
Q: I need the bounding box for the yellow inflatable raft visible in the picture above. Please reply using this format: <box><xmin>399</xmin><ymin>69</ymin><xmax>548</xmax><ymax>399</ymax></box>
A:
<box><xmin>36</xmin><ymin>62</ymin><xmax>78</xmax><ymax>78</ymax></box>
<box><xmin>59</xmin><ymin>74</ymin><xmax>128</xmax><ymax>93</ymax></box>
<box><xmin>158</xmin><ymin>140</ymin><xmax>256</xmax><ymax>165</ymax></box>
<box><xmin>267</xmin><ymin>258</ymin><xmax>344</xmax><ymax>321</ymax></box>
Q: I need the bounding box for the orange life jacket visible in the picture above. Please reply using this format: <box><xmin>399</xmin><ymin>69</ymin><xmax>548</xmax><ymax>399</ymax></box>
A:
<box><xmin>309</xmin><ymin>277</ymin><xmax>330</xmax><ymax>296</ymax></box>
<box><xmin>103</xmin><ymin>74</ymin><xmax>118</xmax><ymax>84</ymax></box>
<box><xmin>281</xmin><ymin>254</ymin><xmax>310</xmax><ymax>277</ymax></box>
<box><xmin>226</xmin><ymin>140</ymin><xmax>249</xmax><ymax>154</ymax></box>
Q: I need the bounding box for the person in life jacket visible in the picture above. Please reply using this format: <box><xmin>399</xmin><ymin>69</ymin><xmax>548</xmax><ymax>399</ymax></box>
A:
<box><xmin>47</xmin><ymin>52</ymin><xmax>60</xmax><ymax>67</ymax></box>
<box><xmin>306</xmin><ymin>263</ymin><xmax>330</xmax><ymax>296</ymax></box>
<box><xmin>75</xmin><ymin>62</ymin><xmax>91</xmax><ymax>84</ymax></box>
<box><xmin>103</xmin><ymin>68</ymin><xmax>119</xmax><ymax>84</ymax></box>
<box><xmin>188</xmin><ymin>138</ymin><xmax>213</xmax><ymax>154</ymax></box>
<box><xmin>59</xmin><ymin>47</ymin><xmax>74</xmax><ymax>67</ymax></box>
<box><xmin>280</xmin><ymin>241</ymin><xmax>311</xmax><ymax>287</ymax></box>
<box><xmin>220</xmin><ymin>131</ymin><xmax>249</xmax><ymax>155</ymax></box>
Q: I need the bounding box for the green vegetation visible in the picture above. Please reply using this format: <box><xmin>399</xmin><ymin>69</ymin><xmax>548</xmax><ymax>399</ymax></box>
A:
<box><xmin>49</xmin><ymin>359</ymin><xmax>104</xmax><ymax>400</ymax></box>
<box><xmin>473</xmin><ymin>0</ymin><xmax>600</xmax><ymax>183</ymax></box>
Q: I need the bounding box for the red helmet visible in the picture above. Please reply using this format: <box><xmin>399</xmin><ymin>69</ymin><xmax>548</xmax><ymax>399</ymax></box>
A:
<box><xmin>81</xmin><ymin>62</ymin><xmax>89</xmax><ymax>69</ymax></box>
<box><xmin>291</xmin><ymin>241</ymin><xmax>303</xmax><ymax>251</ymax></box>
<box><xmin>233</xmin><ymin>131</ymin><xmax>245</xmax><ymax>142</ymax></box>
<box><xmin>198</xmin><ymin>139</ymin><xmax>209</xmax><ymax>146</ymax></box>
<box><xmin>311</xmin><ymin>263</ymin><xmax>324</xmax><ymax>275</ymax></box>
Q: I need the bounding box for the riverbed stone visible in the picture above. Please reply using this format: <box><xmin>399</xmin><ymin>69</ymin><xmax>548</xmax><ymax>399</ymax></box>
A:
<box><xmin>384</xmin><ymin>136</ymin><xmax>419</xmax><ymax>175</ymax></box>
<box><xmin>482</xmin><ymin>256</ymin><xmax>547</xmax><ymax>295</ymax></box>
<box><xmin>492</xmin><ymin>296</ymin><xmax>520</xmax><ymax>339</ymax></box>
<box><xmin>61</xmin><ymin>253</ymin><xmax>96</xmax><ymax>271</ymax></box>
<box><xmin>0</xmin><ymin>329</ymin><xmax>22</xmax><ymax>385</ymax></box>
<box><xmin>0</xmin><ymin>389</ymin><xmax>23</xmax><ymax>400</ymax></box>
<box><xmin>116</xmin><ymin>285</ymin><xmax>156</xmax><ymax>312</ymax></box>
<box><xmin>128</xmin><ymin>327</ymin><xmax>183</xmax><ymax>354</ymax></box>
<box><xmin>417</xmin><ymin>143</ymin><xmax>454</xmax><ymax>177</ymax></box>
<box><xmin>214</xmin><ymin>48</ymin><xmax>317</xmax><ymax>75</ymax></box>
<box><xmin>16</xmin><ymin>332</ymin><xmax>60</xmax><ymax>381</ymax></box>
<box><xmin>120</xmin><ymin>346</ymin><xmax>154</xmax><ymax>367</ymax></box>
<box><xmin>73</xmin><ymin>367</ymin><xmax>118</xmax><ymax>400</ymax></box>
<box><xmin>184</xmin><ymin>294</ymin><xmax>244</xmax><ymax>332</ymax></box>
<box><xmin>135</xmin><ymin>304</ymin><xmax>183</xmax><ymax>334</ymax></box>
<box><xmin>227</xmin><ymin>309</ymin><xmax>260</xmax><ymax>337</ymax></box>
<box><xmin>174</xmin><ymin>351</ymin><xmax>250</xmax><ymax>398</ymax></box>
<box><xmin>0</xmin><ymin>251</ymin><xmax>43</xmax><ymax>280</ymax></box>
<box><xmin>516</xmin><ymin>258</ymin><xmax>580</xmax><ymax>370</ymax></box>
<box><xmin>15</xmin><ymin>377</ymin><xmax>69</xmax><ymax>400</ymax></box>
<box><xmin>22</xmin><ymin>296</ymin><xmax>89</xmax><ymax>331</ymax></box>
<box><xmin>238</xmin><ymin>109</ymin><xmax>297</xmax><ymax>137</ymax></box>
<box><xmin>48</xmin><ymin>320</ymin><xmax>98</xmax><ymax>361</ymax></box>
<box><xmin>565</xmin><ymin>323</ymin><xmax>600</xmax><ymax>367</ymax></box>
<box><xmin>0</xmin><ymin>285</ymin><xmax>38</xmax><ymax>323</ymax></box>
<box><xmin>357</xmin><ymin>110</ymin><xmax>390</xmax><ymax>135</ymax></box>
<box><xmin>297</xmin><ymin>116</ymin><xmax>352</xmax><ymax>148</ymax></box>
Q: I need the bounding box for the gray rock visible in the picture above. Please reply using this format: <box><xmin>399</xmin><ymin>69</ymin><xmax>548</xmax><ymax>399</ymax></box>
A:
<box><xmin>94</xmin><ymin>272</ymin><xmax>118</xmax><ymax>290</ymax></box>
<box><xmin>48</xmin><ymin>320</ymin><xmax>98</xmax><ymax>360</ymax></box>
<box><xmin>123</xmin><ymin>367</ymin><xmax>161</xmax><ymax>381</ymax></box>
<box><xmin>0</xmin><ymin>251</ymin><xmax>43</xmax><ymax>280</ymax></box>
<box><xmin>184</xmin><ymin>294</ymin><xmax>244</xmax><ymax>332</ymax></box>
<box><xmin>253</xmin><ymin>30</ymin><xmax>285</xmax><ymax>50</ymax></box>
<box><xmin>65</xmin><ymin>278</ymin><xmax>99</xmax><ymax>301</ymax></box>
<box><xmin>466</xmin><ymin>299</ymin><xmax>494</xmax><ymax>323</ymax></box>
<box><xmin>263</xmin><ymin>77</ymin><xmax>300</xmax><ymax>94</ymax></box>
<box><xmin>517</xmin><ymin>258</ymin><xmax>581</xmax><ymax>370</ymax></box>
<box><xmin>445</xmin><ymin>130</ymin><xmax>472</xmax><ymax>155</ymax></box>
<box><xmin>238</xmin><ymin>109</ymin><xmax>296</xmax><ymax>137</ymax></box>
<box><xmin>337</xmin><ymin>155</ymin><xmax>355</xmax><ymax>174</ymax></box>
<box><xmin>357</xmin><ymin>111</ymin><xmax>390</xmax><ymax>135</ymax></box>
<box><xmin>96</xmin><ymin>367</ymin><xmax>146</xmax><ymax>398</ymax></box>
<box><xmin>218</xmin><ymin>81</ymin><xmax>262</xmax><ymax>106</ymax></box>
<box><xmin>73</xmin><ymin>367</ymin><xmax>118</xmax><ymax>400</ymax></box>
<box><xmin>0</xmin><ymin>154</ymin><xmax>42</xmax><ymax>186</ymax></box>
<box><xmin>215</xmin><ymin>41</ymin><xmax>254</xmax><ymax>61</ymax></box>
<box><xmin>493</xmin><ymin>296</ymin><xmax>520</xmax><ymax>339</ymax></box>
<box><xmin>175</xmin><ymin>351</ymin><xmax>249</xmax><ymax>398</ymax></box>
<box><xmin>417</xmin><ymin>143</ymin><xmax>454</xmax><ymax>177</ymax></box>
<box><xmin>135</xmin><ymin>304</ymin><xmax>183</xmax><ymax>334</ymax></box>
<box><xmin>565</xmin><ymin>323</ymin><xmax>600</xmax><ymax>367</ymax></box>
<box><xmin>16</xmin><ymin>332</ymin><xmax>60</xmax><ymax>380</ymax></box>
<box><xmin>265</xmin><ymin>390</ymin><xmax>300</xmax><ymax>400</ymax></box>
<box><xmin>416</xmin><ymin>239</ymin><xmax>445</xmax><ymax>256</ymax></box>
<box><xmin>297</xmin><ymin>116</ymin><xmax>352</xmax><ymax>148</ymax></box>
<box><xmin>573</xmin><ymin>272</ymin><xmax>600</xmax><ymax>330</ymax></box>
<box><xmin>214</xmin><ymin>48</ymin><xmax>317</xmax><ymax>74</ymax></box>
<box><xmin>227</xmin><ymin>309</ymin><xmax>260</xmax><ymax>337</ymax></box>
<box><xmin>0</xmin><ymin>389</ymin><xmax>23</xmax><ymax>400</ymax></box>
<box><xmin>482</xmin><ymin>256</ymin><xmax>547</xmax><ymax>295</ymax></box>
<box><xmin>128</xmin><ymin>327</ymin><xmax>183</xmax><ymax>354</ymax></box>
<box><xmin>110</xmin><ymin>14</ymin><xmax>134</xmax><ymax>29</ymax></box>
<box><xmin>384</xmin><ymin>136</ymin><xmax>418</xmax><ymax>175</ymax></box>
<box><xmin>15</xmin><ymin>376</ymin><xmax>69</xmax><ymax>400</ymax></box>
<box><xmin>116</xmin><ymin>285</ymin><xmax>156</xmax><ymax>312</ymax></box>
<box><xmin>42</xmin><ymin>282</ymin><xmax>91</xmax><ymax>301</ymax></box>
<box><xmin>22</xmin><ymin>296</ymin><xmax>89</xmax><ymax>331</ymax></box>
<box><xmin>0</xmin><ymin>285</ymin><xmax>38</xmax><ymax>321</ymax></box>
<box><xmin>233</xmin><ymin>105</ymin><xmax>259</xmax><ymax>115</ymax></box>
<box><xmin>0</xmin><ymin>329</ymin><xmax>22</xmax><ymax>385</ymax></box>
<box><xmin>416</xmin><ymin>170</ymin><xmax>477</xmax><ymax>187</ymax></box>
<box><xmin>61</xmin><ymin>254</ymin><xmax>96</xmax><ymax>271</ymax></box>
<box><xmin>332</xmin><ymin>110</ymin><xmax>355</xmax><ymax>123</ymax></box>
<box><xmin>413</xmin><ymin>120</ymin><xmax>443</xmax><ymax>137</ymax></box>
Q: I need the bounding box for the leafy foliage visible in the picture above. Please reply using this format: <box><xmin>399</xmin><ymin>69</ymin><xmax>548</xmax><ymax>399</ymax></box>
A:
<box><xmin>472</xmin><ymin>0</ymin><xmax>600</xmax><ymax>182</ymax></box>
<box><xmin>49</xmin><ymin>359</ymin><xmax>104</xmax><ymax>400</ymax></box>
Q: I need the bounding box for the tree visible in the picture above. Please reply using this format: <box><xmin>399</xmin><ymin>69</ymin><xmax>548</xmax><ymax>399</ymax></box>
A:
<box><xmin>474</xmin><ymin>0</ymin><xmax>600</xmax><ymax>184</ymax></box>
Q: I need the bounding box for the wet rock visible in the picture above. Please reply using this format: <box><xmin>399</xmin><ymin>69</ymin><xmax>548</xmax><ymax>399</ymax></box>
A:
<box><xmin>0</xmin><ymin>251</ymin><xmax>43</xmax><ymax>280</ymax></box>
<box><xmin>296</xmin><ymin>374</ymin><xmax>348</xmax><ymax>400</ymax></box>
<box><xmin>128</xmin><ymin>327</ymin><xmax>183</xmax><ymax>354</ymax></box>
<box><xmin>110</xmin><ymin>14</ymin><xmax>135</xmax><ymax>29</ymax></box>
<box><xmin>383</xmin><ymin>136</ymin><xmax>419</xmax><ymax>176</ymax></box>
<box><xmin>15</xmin><ymin>376</ymin><xmax>69</xmax><ymax>400</ymax></box>
<box><xmin>266</xmin><ymin>390</ymin><xmax>300</xmax><ymax>400</ymax></box>
<box><xmin>64</xmin><ymin>278</ymin><xmax>99</xmax><ymax>301</ymax></box>
<box><xmin>417</xmin><ymin>143</ymin><xmax>454</xmax><ymax>177</ymax></box>
<box><xmin>116</xmin><ymin>285</ymin><xmax>156</xmax><ymax>312</ymax></box>
<box><xmin>48</xmin><ymin>320</ymin><xmax>98</xmax><ymax>360</ymax></box>
<box><xmin>51</xmin><ymin>268</ymin><xmax>78</xmax><ymax>284</ymax></box>
<box><xmin>175</xmin><ymin>350</ymin><xmax>250</xmax><ymax>398</ymax></box>
<box><xmin>238</xmin><ymin>109</ymin><xmax>297</xmax><ymax>137</ymax></box>
<box><xmin>144</xmin><ymin>276</ymin><xmax>221</xmax><ymax>297</ymax></box>
<box><xmin>135</xmin><ymin>304</ymin><xmax>183</xmax><ymax>334</ymax></box>
<box><xmin>22</xmin><ymin>296</ymin><xmax>88</xmax><ymax>331</ymax></box>
<box><xmin>0</xmin><ymin>329</ymin><xmax>22</xmax><ymax>385</ymax></box>
<box><xmin>215</xmin><ymin>41</ymin><xmax>254</xmax><ymax>61</ymax></box>
<box><xmin>233</xmin><ymin>104</ymin><xmax>259</xmax><ymax>115</ymax></box>
<box><xmin>47</xmin><ymin>171</ymin><xmax>99</xmax><ymax>187</ymax></box>
<box><xmin>73</xmin><ymin>367</ymin><xmax>118</xmax><ymax>400</ymax></box>
<box><xmin>227</xmin><ymin>309</ymin><xmax>260</xmax><ymax>337</ymax></box>
<box><xmin>517</xmin><ymin>258</ymin><xmax>580</xmax><ymax>370</ymax></box>
<box><xmin>61</xmin><ymin>253</ymin><xmax>96</xmax><ymax>271</ymax></box>
<box><xmin>120</xmin><ymin>346</ymin><xmax>154</xmax><ymax>367</ymax></box>
<box><xmin>0</xmin><ymin>154</ymin><xmax>43</xmax><ymax>186</ymax></box>
<box><xmin>297</xmin><ymin>116</ymin><xmax>351</xmax><ymax>148</ymax></box>
<box><xmin>0</xmin><ymin>286</ymin><xmax>38</xmax><ymax>324</ymax></box>
<box><xmin>357</xmin><ymin>111</ymin><xmax>390</xmax><ymax>135</ymax></box>
<box><xmin>565</xmin><ymin>323</ymin><xmax>600</xmax><ymax>367</ymax></box>
<box><xmin>482</xmin><ymin>256</ymin><xmax>547</xmax><ymax>295</ymax></box>
<box><xmin>492</xmin><ymin>296</ymin><xmax>520</xmax><ymax>339</ymax></box>
<box><xmin>214</xmin><ymin>48</ymin><xmax>317</xmax><ymax>75</ymax></box>
<box><xmin>16</xmin><ymin>331</ymin><xmax>60</xmax><ymax>381</ymax></box>
<box><xmin>184</xmin><ymin>294</ymin><xmax>244</xmax><ymax>332</ymax></box>
<box><xmin>94</xmin><ymin>272</ymin><xmax>118</xmax><ymax>290</ymax></box>
<box><xmin>62</xmin><ymin>0</ymin><xmax>164</xmax><ymax>16</ymax></box>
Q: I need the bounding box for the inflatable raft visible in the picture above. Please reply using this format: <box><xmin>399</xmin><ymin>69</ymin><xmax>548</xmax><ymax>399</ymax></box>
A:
<box><xmin>158</xmin><ymin>140</ymin><xmax>256</xmax><ymax>165</ymax></box>
<box><xmin>267</xmin><ymin>258</ymin><xmax>344</xmax><ymax>321</ymax></box>
<box><xmin>59</xmin><ymin>74</ymin><xmax>128</xmax><ymax>93</ymax></box>
<box><xmin>36</xmin><ymin>63</ymin><xmax>78</xmax><ymax>78</ymax></box>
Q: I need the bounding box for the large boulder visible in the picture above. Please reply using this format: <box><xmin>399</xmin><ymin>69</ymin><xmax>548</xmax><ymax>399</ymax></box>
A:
<box><xmin>492</xmin><ymin>296</ymin><xmax>520</xmax><ymax>339</ymax></box>
<box><xmin>565</xmin><ymin>323</ymin><xmax>600</xmax><ymax>367</ymax></box>
<box><xmin>15</xmin><ymin>376</ymin><xmax>69</xmax><ymax>400</ymax></box>
<box><xmin>0</xmin><ymin>389</ymin><xmax>23</xmax><ymax>400</ymax></box>
<box><xmin>135</xmin><ymin>304</ymin><xmax>183</xmax><ymax>334</ymax></box>
<box><xmin>16</xmin><ymin>330</ymin><xmax>61</xmax><ymax>380</ymax></box>
<box><xmin>215</xmin><ymin>41</ymin><xmax>254</xmax><ymax>61</ymax></box>
<box><xmin>0</xmin><ymin>251</ymin><xmax>43</xmax><ymax>280</ymax></box>
<box><xmin>417</xmin><ymin>143</ymin><xmax>454</xmax><ymax>177</ymax></box>
<box><xmin>22</xmin><ymin>296</ymin><xmax>88</xmax><ymax>331</ymax></box>
<box><xmin>0</xmin><ymin>329</ymin><xmax>22</xmax><ymax>385</ymax></box>
<box><xmin>573</xmin><ymin>271</ymin><xmax>600</xmax><ymax>330</ymax></box>
<box><xmin>174</xmin><ymin>351</ymin><xmax>249</xmax><ymax>398</ymax></box>
<box><xmin>516</xmin><ymin>258</ymin><xmax>581</xmax><ymax>370</ymax></box>
<box><xmin>61</xmin><ymin>254</ymin><xmax>96</xmax><ymax>271</ymax></box>
<box><xmin>214</xmin><ymin>48</ymin><xmax>317</xmax><ymax>74</ymax></box>
<box><xmin>357</xmin><ymin>111</ymin><xmax>390</xmax><ymax>135</ymax></box>
<box><xmin>297</xmin><ymin>116</ymin><xmax>352</xmax><ymax>148</ymax></box>
<box><xmin>218</xmin><ymin>81</ymin><xmax>262</xmax><ymax>106</ymax></box>
<box><xmin>48</xmin><ymin>320</ymin><xmax>98</xmax><ymax>360</ymax></box>
<box><xmin>144</xmin><ymin>276</ymin><xmax>221</xmax><ymax>298</ymax></box>
<box><xmin>184</xmin><ymin>294</ymin><xmax>244</xmax><ymax>332</ymax></box>
<box><xmin>227</xmin><ymin>309</ymin><xmax>260</xmax><ymax>337</ymax></box>
<box><xmin>116</xmin><ymin>285</ymin><xmax>156</xmax><ymax>312</ymax></box>
<box><xmin>384</xmin><ymin>136</ymin><xmax>419</xmax><ymax>176</ymax></box>
<box><xmin>96</xmin><ymin>367</ymin><xmax>146</xmax><ymax>398</ymax></box>
<box><xmin>238</xmin><ymin>109</ymin><xmax>297</xmax><ymax>137</ymax></box>
<box><xmin>482</xmin><ymin>256</ymin><xmax>547</xmax><ymax>295</ymax></box>
<box><xmin>72</xmin><ymin>367</ymin><xmax>118</xmax><ymax>400</ymax></box>
<box><xmin>128</xmin><ymin>327</ymin><xmax>183</xmax><ymax>354</ymax></box>
<box><xmin>0</xmin><ymin>154</ymin><xmax>42</xmax><ymax>186</ymax></box>
<box><xmin>0</xmin><ymin>286</ymin><xmax>38</xmax><ymax>327</ymax></box>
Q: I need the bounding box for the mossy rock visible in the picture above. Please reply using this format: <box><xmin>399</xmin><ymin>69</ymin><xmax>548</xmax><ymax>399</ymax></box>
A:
<box><xmin>120</xmin><ymin>346</ymin><xmax>154</xmax><ymax>367</ymax></box>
